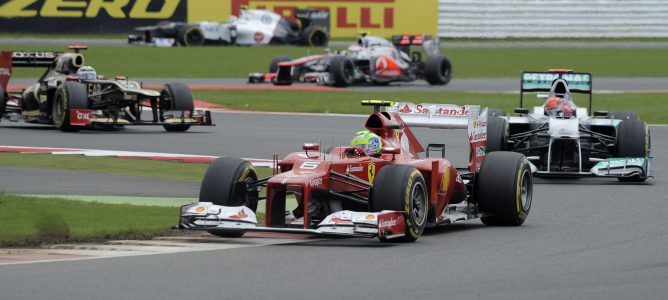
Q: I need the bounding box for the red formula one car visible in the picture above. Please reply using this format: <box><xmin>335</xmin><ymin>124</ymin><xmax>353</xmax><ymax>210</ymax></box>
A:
<box><xmin>180</xmin><ymin>101</ymin><xmax>532</xmax><ymax>242</ymax></box>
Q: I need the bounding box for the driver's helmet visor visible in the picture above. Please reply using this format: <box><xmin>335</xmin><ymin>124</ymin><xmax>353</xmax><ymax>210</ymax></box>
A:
<box><xmin>544</xmin><ymin>97</ymin><xmax>576</xmax><ymax>118</ymax></box>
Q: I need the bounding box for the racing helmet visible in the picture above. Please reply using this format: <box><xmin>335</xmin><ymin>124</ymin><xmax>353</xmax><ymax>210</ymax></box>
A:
<box><xmin>77</xmin><ymin>66</ymin><xmax>97</xmax><ymax>80</ymax></box>
<box><xmin>544</xmin><ymin>96</ymin><xmax>576</xmax><ymax>118</ymax></box>
<box><xmin>350</xmin><ymin>130</ymin><xmax>382</xmax><ymax>157</ymax></box>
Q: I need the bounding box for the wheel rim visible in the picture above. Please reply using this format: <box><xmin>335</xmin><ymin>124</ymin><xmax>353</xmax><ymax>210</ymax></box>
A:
<box><xmin>53</xmin><ymin>93</ymin><xmax>66</xmax><ymax>127</ymax></box>
<box><xmin>188</xmin><ymin>31</ymin><xmax>204</xmax><ymax>46</ymax></box>
<box><xmin>344</xmin><ymin>61</ymin><xmax>354</xmax><ymax>82</ymax></box>
<box><xmin>519</xmin><ymin>169</ymin><xmax>532</xmax><ymax>211</ymax></box>
<box><xmin>411</xmin><ymin>182</ymin><xmax>427</xmax><ymax>227</ymax></box>
<box><xmin>440</xmin><ymin>60</ymin><xmax>451</xmax><ymax>79</ymax></box>
<box><xmin>311</xmin><ymin>32</ymin><xmax>326</xmax><ymax>46</ymax></box>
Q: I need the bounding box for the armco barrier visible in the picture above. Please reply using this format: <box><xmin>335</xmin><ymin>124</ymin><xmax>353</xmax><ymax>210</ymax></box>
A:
<box><xmin>438</xmin><ymin>0</ymin><xmax>668</xmax><ymax>38</ymax></box>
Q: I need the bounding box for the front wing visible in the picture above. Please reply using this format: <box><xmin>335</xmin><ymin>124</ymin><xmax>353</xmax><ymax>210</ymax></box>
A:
<box><xmin>530</xmin><ymin>157</ymin><xmax>654</xmax><ymax>180</ymax></box>
<box><xmin>179</xmin><ymin>202</ymin><xmax>407</xmax><ymax>240</ymax></box>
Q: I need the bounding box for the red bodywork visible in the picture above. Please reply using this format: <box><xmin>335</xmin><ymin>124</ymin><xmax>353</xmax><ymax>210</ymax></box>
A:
<box><xmin>263</xmin><ymin>110</ymin><xmax>467</xmax><ymax>229</ymax></box>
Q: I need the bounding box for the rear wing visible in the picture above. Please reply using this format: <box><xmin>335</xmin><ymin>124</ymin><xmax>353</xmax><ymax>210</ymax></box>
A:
<box><xmin>386</xmin><ymin>102</ymin><xmax>488</xmax><ymax>172</ymax></box>
<box><xmin>391</xmin><ymin>34</ymin><xmax>439</xmax><ymax>57</ymax></box>
<box><xmin>0</xmin><ymin>51</ymin><xmax>59</xmax><ymax>91</ymax></box>
<box><xmin>520</xmin><ymin>70</ymin><xmax>593</xmax><ymax>114</ymax></box>
<box><xmin>295</xmin><ymin>8</ymin><xmax>330</xmax><ymax>33</ymax></box>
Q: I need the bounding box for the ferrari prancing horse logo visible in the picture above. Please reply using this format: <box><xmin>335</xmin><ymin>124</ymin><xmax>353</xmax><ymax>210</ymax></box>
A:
<box><xmin>368</xmin><ymin>163</ymin><xmax>376</xmax><ymax>183</ymax></box>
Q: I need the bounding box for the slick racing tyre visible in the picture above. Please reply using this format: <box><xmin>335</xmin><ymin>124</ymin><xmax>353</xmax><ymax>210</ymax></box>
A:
<box><xmin>370</xmin><ymin>165</ymin><xmax>428</xmax><ymax>242</ymax></box>
<box><xmin>269</xmin><ymin>55</ymin><xmax>292</xmax><ymax>73</ymax></box>
<box><xmin>607</xmin><ymin>111</ymin><xmax>639</xmax><ymax>121</ymax></box>
<box><xmin>53</xmin><ymin>81</ymin><xmax>88</xmax><ymax>132</ymax></box>
<box><xmin>330</xmin><ymin>56</ymin><xmax>355</xmax><ymax>87</ymax></box>
<box><xmin>0</xmin><ymin>85</ymin><xmax>5</xmax><ymax>123</ymax></box>
<box><xmin>615</xmin><ymin>118</ymin><xmax>650</xmax><ymax>182</ymax></box>
<box><xmin>477</xmin><ymin>152</ymin><xmax>532</xmax><ymax>226</ymax></box>
<box><xmin>424</xmin><ymin>55</ymin><xmax>452</xmax><ymax>85</ymax></box>
<box><xmin>160</xmin><ymin>83</ymin><xmax>194</xmax><ymax>132</ymax></box>
<box><xmin>200</xmin><ymin>157</ymin><xmax>260</xmax><ymax>238</ymax></box>
<box><xmin>301</xmin><ymin>26</ymin><xmax>328</xmax><ymax>47</ymax></box>
<box><xmin>486</xmin><ymin>116</ymin><xmax>509</xmax><ymax>152</ymax></box>
<box><xmin>178</xmin><ymin>26</ymin><xmax>205</xmax><ymax>46</ymax></box>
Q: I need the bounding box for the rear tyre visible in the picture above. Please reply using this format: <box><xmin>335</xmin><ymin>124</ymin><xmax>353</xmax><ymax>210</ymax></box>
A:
<box><xmin>0</xmin><ymin>85</ymin><xmax>6</xmax><ymax>123</ymax></box>
<box><xmin>615</xmin><ymin>119</ymin><xmax>650</xmax><ymax>182</ymax></box>
<box><xmin>607</xmin><ymin>111</ymin><xmax>638</xmax><ymax>121</ymax></box>
<box><xmin>53</xmin><ymin>81</ymin><xmax>88</xmax><ymax>132</ymax></box>
<box><xmin>329</xmin><ymin>56</ymin><xmax>355</xmax><ymax>87</ymax></box>
<box><xmin>160</xmin><ymin>82</ymin><xmax>194</xmax><ymax>132</ymax></box>
<box><xmin>478</xmin><ymin>152</ymin><xmax>532</xmax><ymax>226</ymax></box>
<box><xmin>200</xmin><ymin>157</ymin><xmax>260</xmax><ymax>238</ymax></box>
<box><xmin>301</xmin><ymin>26</ymin><xmax>328</xmax><ymax>47</ymax></box>
<box><xmin>370</xmin><ymin>165</ymin><xmax>428</xmax><ymax>242</ymax></box>
<box><xmin>486</xmin><ymin>116</ymin><xmax>508</xmax><ymax>152</ymax></box>
<box><xmin>424</xmin><ymin>55</ymin><xmax>452</xmax><ymax>85</ymax></box>
<box><xmin>269</xmin><ymin>55</ymin><xmax>292</xmax><ymax>73</ymax></box>
<box><xmin>178</xmin><ymin>26</ymin><xmax>205</xmax><ymax>46</ymax></box>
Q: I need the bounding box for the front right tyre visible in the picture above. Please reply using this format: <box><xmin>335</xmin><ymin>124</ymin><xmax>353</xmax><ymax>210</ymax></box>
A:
<box><xmin>200</xmin><ymin>157</ymin><xmax>260</xmax><ymax>238</ymax></box>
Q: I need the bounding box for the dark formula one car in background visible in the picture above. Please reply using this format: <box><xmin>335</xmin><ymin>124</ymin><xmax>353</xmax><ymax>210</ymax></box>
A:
<box><xmin>486</xmin><ymin>69</ymin><xmax>653</xmax><ymax>182</ymax></box>
<box><xmin>128</xmin><ymin>8</ymin><xmax>329</xmax><ymax>47</ymax></box>
<box><xmin>0</xmin><ymin>46</ymin><xmax>212</xmax><ymax>132</ymax></box>
<box><xmin>180</xmin><ymin>101</ymin><xmax>532</xmax><ymax>242</ymax></box>
<box><xmin>248</xmin><ymin>33</ymin><xmax>452</xmax><ymax>87</ymax></box>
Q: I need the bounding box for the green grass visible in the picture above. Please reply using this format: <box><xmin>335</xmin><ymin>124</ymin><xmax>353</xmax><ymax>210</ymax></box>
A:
<box><xmin>4</xmin><ymin>44</ymin><xmax>668</xmax><ymax>79</ymax></box>
<box><xmin>0</xmin><ymin>154</ymin><xmax>277</xmax><ymax>245</ymax></box>
<box><xmin>194</xmin><ymin>90</ymin><xmax>668</xmax><ymax>124</ymax></box>
<box><xmin>0</xmin><ymin>193</ymin><xmax>177</xmax><ymax>245</ymax></box>
<box><xmin>5</xmin><ymin>45</ymin><xmax>327</xmax><ymax>79</ymax></box>
<box><xmin>0</xmin><ymin>153</ymin><xmax>209</xmax><ymax>182</ymax></box>
<box><xmin>0</xmin><ymin>153</ymin><xmax>274</xmax><ymax>182</ymax></box>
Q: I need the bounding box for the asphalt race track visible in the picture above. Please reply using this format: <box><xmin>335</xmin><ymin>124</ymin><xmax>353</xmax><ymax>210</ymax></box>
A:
<box><xmin>0</xmin><ymin>110</ymin><xmax>667</xmax><ymax>299</ymax></box>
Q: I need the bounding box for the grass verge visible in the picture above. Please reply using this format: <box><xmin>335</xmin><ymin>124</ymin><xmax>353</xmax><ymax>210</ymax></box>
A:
<box><xmin>0</xmin><ymin>193</ymin><xmax>178</xmax><ymax>246</ymax></box>
<box><xmin>4</xmin><ymin>44</ymin><xmax>668</xmax><ymax>79</ymax></box>
<box><xmin>194</xmin><ymin>90</ymin><xmax>668</xmax><ymax>124</ymax></box>
<box><xmin>0</xmin><ymin>153</ymin><xmax>209</xmax><ymax>182</ymax></box>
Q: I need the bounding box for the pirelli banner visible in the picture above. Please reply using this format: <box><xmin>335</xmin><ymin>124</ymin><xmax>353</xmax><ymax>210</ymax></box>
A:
<box><xmin>0</xmin><ymin>0</ymin><xmax>437</xmax><ymax>37</ymax></box>
<box><xmin>0</xmin><ymin>0</ymin><xmax>188</xmax><ymax>33</ymax></box>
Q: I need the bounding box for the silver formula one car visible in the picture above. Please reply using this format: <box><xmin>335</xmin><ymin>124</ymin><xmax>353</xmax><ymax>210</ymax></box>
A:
<box><xmin>248</xmin><ymin>33</ymin><xmax>452</xmax><ymax>87</ymax></box>
<box><xmin>486</xmin><ymin>69</ymin><xmax>653</xmax><ymax>182</ymax></box>
<box><xmin>128</xmin><ymin>8</ymin><xmax>329</xmax><ymax>47</ymax></box>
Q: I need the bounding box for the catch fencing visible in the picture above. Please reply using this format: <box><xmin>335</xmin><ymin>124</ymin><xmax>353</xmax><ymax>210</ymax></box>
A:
<box><xmin>438</xmin><ymin>0</ymin><xmax>668</xmax><ymax>38</ymax></box>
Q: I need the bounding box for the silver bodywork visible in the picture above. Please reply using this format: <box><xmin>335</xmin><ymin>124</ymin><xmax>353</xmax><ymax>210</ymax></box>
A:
<box><xmin>501</xmin><ymin>74</ymin><xmax>653</xmax><ymax>179</ymax></box>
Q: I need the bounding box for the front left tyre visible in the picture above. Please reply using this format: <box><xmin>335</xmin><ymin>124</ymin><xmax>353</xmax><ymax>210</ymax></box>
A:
<box><xmin>52</xmin><ymin>81</ymin><xmax>88</xmax><ymax>132</ymax></box>
<box><xmin>200</xmin><ymin>157</ymin><xmax>260</xmax><ymax>238</ymax></box>
<box><xmin>615</xmin><ymin>118</ymin><xmax>650</xmax><ymax>182</ymax></box>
